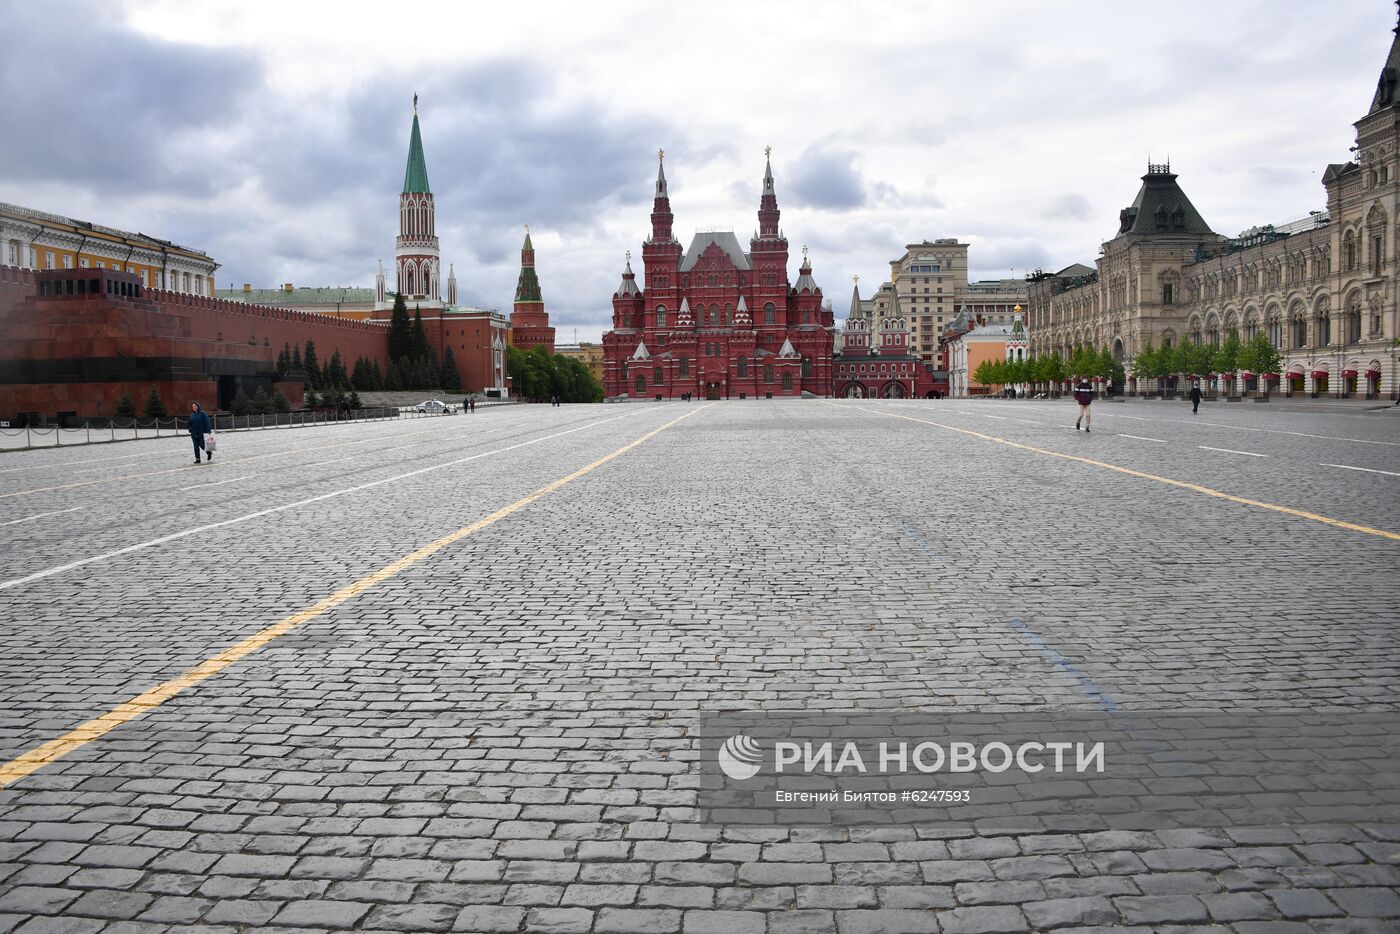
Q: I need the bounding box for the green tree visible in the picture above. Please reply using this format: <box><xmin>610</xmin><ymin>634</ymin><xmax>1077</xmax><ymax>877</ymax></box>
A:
<box><xmin>440</xmin><ymin>345</ymin><xmax>461</xmax><ymax>390</ymax></box>
<box><xmin>1213</xmin><ymin>331</ymin><xmax>1243</xmax><ymax>376</ymax></box>
<box><xmin>351</xmin><ymin>356</ymin><xmax>371</xmax><ymax>391</ymax></box>
<box><xmin>271</xmin><ymin>388</ymin><xmax>291</xmax><ymax>413</ymax></box>
<box><xmin>230</xmin><ymin>388</ymin><xmax>253</xmax><ymax>416</ymax></box>
<box><xmin>142</xmin><ymin>389</ymin><xmax>166</xmax><ymax>418</ymax></box>
<box><xmin>348</xmin><ymin>390</ymin><xmax>362</xmax><ymax>410</ymax></box>
<box><xmin>114</xmin><ymin>393</ymin><xmax>136</xmax><ymax>418</ymax></box>
<box><xmin>303</xmin><ymin>340</ymin><xmax>321</xmax><ymax>389</ymax></box>
<box><xmin>252</xmin><ymin>388</ymin><xmax>274</xmax><ymax>415</ymax></box>
<box><xmin>972</xmin><ymin>359</ymin><xmax>999</xmax><ymax>389</ymax></box>
<box><xmin>371</xmin><ymin>360</ymin><xmax>384</xmax><ymax>391</ymax></box>
<box><xmin>508</xmin><ymin>346</ymin><xmax>547</xmax><ymax>401</ymax></box>
<box><xmin>1068</xmin><ymin>345</ymin><xmax>1096</xmax><ymax>378</ymax></box>
<box><xmin>1176</xmin><ymin>339</ymin><xmax>1213</xmax><ymax>377</ymax></box>
<box><xmin>1240</xmin><ymin>331</ymin><xmax>1282</xmax><ymax>377</ymax></box>
<box><xmin>303</xmin><ymin>390</ymin><xmax>319</xmax><ymax>410</ymax></box>
<box><xmin>1134</xmin><ymin>341</ymin><xmax>1159</xmax><ymax>392</ymax></box>
<box><xmin>291</xmin><ymin>343</ymin><xmax>303</xmax><ymax>370</ymax></box>
<box><xmin>276</xmin><ymin>343</ymin><xmax>290</xmax><ymax>373</ymax></box>
<box><xmin>410</xmin><ymin>307</ymin><xmax>431</xmax><ymax>363</ymax></box>
<box><xmin>387</xmin><ymin>294</ymin><xmax>413</xmax><ymax>362</ymax></box>
<box><xmin>385</xmin><ymin>358</ymin><xmax>403</xmax><ymax>391</ymax></box>
<box><xmin>326</xmin><ymin>349</ymin><xmax>348</xmax><ymax>390</ymax></box>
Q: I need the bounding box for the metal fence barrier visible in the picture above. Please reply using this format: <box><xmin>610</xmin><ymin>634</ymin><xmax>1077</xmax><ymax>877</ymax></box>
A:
<box><xmin>0</xmin><ymin>407</ymin><xmax>404</xmax><ymax>451</ymax></box>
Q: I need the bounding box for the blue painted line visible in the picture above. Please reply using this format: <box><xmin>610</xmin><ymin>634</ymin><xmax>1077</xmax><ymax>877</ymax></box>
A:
<box><xmin>1008</xmin><ymin>616</ymin><xmax>1122</xmax><ymax>712</ymax></box>
<box><xmin>1009</xmin><ymin>617</ymin><xmax>1194</xmax><ymax>775</ymax></box>
<box><xmin>896</xmin><ymin>518</ymin><xmax>940</xmax><ymax>561</ymax></box>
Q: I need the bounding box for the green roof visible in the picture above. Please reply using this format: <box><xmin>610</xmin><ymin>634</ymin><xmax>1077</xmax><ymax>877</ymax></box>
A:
<box><xmin>515</xmin><ymin>266</ymin><xmax>542</xmax><ymax>303</ymax></box>
<box><xmin>216</xmin><ymin>287</ymin><xmax>375</xmax><ymax>306</ymax></box>
<box><xmin>403</xmin><ymin>113</ymin><xmax>431</xmax><ymax>193</ymax></box>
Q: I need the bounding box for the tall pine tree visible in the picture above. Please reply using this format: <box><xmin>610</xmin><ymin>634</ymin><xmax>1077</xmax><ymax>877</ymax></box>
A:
<box><xmin>303</xmin><ymin>340</ymin><xmax>320</xmax><ymax>389</ymax></box>
<box><xmin>410</xmin><ymin>308</ymin><xmax>431</xmax><ymax>362</ymax></box>
<box><xmin>387</xmin><ymin>294</ymin><xmax>412</xmax><ymax>362</ymax></box>
<box><xmin>440</xmin><ymin>345</ymin><xmax>461</xmax><ymax>390</ymax></box>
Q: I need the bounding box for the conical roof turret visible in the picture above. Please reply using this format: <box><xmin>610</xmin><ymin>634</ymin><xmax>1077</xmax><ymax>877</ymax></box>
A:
<box><xmin>403</xmin><ymin>99</ymin><xmax>430</xmax><ymax>194</ymax></box>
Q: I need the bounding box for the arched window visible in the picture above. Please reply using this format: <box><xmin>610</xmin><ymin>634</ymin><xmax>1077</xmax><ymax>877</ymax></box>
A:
<box><xmin>634</xmin><ymin>374</ymin><xmax>646</xmax><ymax>394</ymax></box>
<box><xmin>1344</xmin><ymin>230</ymin><xmax>1357</xmax><ymax>271</ymax></box>
<box><xmin>801</xmin><ymin>356</ymin><xmax>812</xmax><ymax>377</ymax></box>
<box><xmin>655</xmin><ymin>305</ymin><xmax>667</xmax><ymax>328</ymax></box>
<box><xmin>1293</xmin><ymin>315</ymin><xmax>1308</xmax><ymax>349</ymax></box>
<box><xmin>763</xmin><ymin>364</ymin><xmax>774</xmax><ymax>384</ymax></box>
<box><xmin>1347</xmin><ymin>300</ymin><xmax>1362</xmax><ymax>344</ymax></box>
<box><xmin>737</xmin><ymin>356</ymin><xmax>748</xmax><ymax>377</ymax></box>
<box><xmin>723</xmin><ymin>304</ymin><xmax>731</xmax><ymax>326</ymax></box>
<box><xmin>763</xmin><ymin>302</ymin><xmax>775</xmax><ymax>325</ymax></box>
<box><xmin>1316</xmin><ymin>298</ymin><xmax>1331</xmax><ymax>347</ymax></box>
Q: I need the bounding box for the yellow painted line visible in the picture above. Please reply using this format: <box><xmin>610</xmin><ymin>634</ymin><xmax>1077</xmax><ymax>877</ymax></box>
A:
<box><xmin>0</xmin><ymin>404</ymin><xmax>711</xmax><ymax>789</ymax></box>
<box><xmin>857</xmin><ymin>406</ymin><xmax>1400</xmax><ymax>543</ymax></box>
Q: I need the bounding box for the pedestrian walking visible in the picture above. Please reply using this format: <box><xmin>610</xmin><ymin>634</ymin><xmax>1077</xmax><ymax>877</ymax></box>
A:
<box><xmin>1189</xmin><ymin>383</ymin><xmax>1203</xmax><ymax>414</ymax></box>
<box><xmin>469</xmin><ymin>398</ymin><xmax>476</xmax><ymax>413</ymax></box>
<box><xmin>189</xmin><ymin>402</ymin><xmax>213</xmax><ymax>463</ymax></box>
<box><xmin>1073</xmin><ymin>379</ymin><xmax>1094</xmax><ymax>432</ymax></box>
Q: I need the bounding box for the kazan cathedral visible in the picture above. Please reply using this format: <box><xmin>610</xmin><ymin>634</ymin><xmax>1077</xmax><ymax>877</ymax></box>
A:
<box><xmin>602</xmin><ymin>152</ymin><xmax>835</xmax><ymax>400</ymax></box>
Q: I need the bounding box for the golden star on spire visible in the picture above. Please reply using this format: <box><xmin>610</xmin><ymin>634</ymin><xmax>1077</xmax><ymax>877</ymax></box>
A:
<box><xmin>524</xmin><ymin>224</ymin><xmax>530</xmax><ymax>234</ymax></box>
<box><xmin>853</xmin><ymin>274</ymin><xmax>860</xmax><ymax>284</ymax></box>
<box><xmin>764</xmin><ymin>145</ymin><xmax>772</xmax><ymax>159</ymax></box>
<box><xmin>658</xmin><ymin>148</ymin><xmax>665</xmax><ymax>162</ymax></box>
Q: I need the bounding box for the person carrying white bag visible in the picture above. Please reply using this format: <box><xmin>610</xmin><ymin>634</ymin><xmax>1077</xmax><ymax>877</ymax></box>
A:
<box><xmin>189</xmin><ymin>402</ymin><xmax>214</xmax><ymax>464</ymax></box>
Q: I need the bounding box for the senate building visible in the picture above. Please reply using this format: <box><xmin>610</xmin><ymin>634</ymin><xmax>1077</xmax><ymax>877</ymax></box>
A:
<box><xmin>602</xmin><ymin>151</ymin><xmax>835</xmax><ymax>400</ymax></box>
<box><xmin>1027</xmin><ymin>15</ymin><xmax>1400</xmax><ymax>399</ymax></box>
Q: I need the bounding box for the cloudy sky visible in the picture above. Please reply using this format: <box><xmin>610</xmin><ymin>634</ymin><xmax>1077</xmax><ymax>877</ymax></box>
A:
<box><xmin>1</xmin><ymin>1</ymin><xmax>1389</xmax><ymax>341</ymax></box>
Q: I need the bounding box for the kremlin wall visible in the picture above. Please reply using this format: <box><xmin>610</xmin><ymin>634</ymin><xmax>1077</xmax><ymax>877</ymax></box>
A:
<box><xmin>0</xmin><ymin>104</ymin><xmax>554</xmax><ymax>421</ymax></box>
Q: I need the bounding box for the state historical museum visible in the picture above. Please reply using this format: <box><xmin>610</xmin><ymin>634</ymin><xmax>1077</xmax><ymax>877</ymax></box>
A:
<box><xmin>603</xmin><ymin>152</ymin><xmax>834</xmax><ymax>400</ymax></box>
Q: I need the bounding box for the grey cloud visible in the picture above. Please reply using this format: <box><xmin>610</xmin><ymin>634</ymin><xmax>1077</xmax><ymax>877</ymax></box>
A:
<box><xmin>788</xmin><ymin>146</ymin><xmax>869</xmax><ymax>209</ymax></box>
<box><xmin>1041</xmin><ymin>193</ymin><xmax>1094</xmax><ymax>221</ymax></box>
<box><xmin>0</xmin><ymin>5</ymin><xmax>261</xmax><ymax>197</ymax></box>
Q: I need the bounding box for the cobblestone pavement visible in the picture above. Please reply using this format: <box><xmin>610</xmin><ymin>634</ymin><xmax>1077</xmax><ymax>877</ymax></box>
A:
<box><xmin>0</xmin><ymin>399</ymin><xmax>1397</xmax><ymax>933</ymax></box>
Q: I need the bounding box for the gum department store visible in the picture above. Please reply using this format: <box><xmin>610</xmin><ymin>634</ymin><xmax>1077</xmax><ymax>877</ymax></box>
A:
<box><xmin>1026</xmin><ymin>15</ymin><xmax>1400</xmax><ymax>400</ymax></box>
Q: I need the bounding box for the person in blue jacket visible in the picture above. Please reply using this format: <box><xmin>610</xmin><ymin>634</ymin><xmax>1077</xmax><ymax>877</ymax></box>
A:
<box><xmin>189</xmin><ymin>402</ymin><xmax>213</xmax><ymax>464</ymax></box>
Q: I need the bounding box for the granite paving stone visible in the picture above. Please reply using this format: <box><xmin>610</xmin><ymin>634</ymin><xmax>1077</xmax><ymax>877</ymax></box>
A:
<box><xmin>0</xmin><ymin>402</ymin><xmax>1397</xmax><ymax>932</ymax></box>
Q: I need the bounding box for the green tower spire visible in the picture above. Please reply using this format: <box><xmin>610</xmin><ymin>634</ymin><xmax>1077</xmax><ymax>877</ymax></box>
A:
<box><xmin>402</xmin><ymin>97</ymin><xmax>430</xmax><ymax>194</ymax></box>
<box><xmin>515</xmin><ymin>227</ymin><xmax>542</xmax><ymax>303</ymax></box>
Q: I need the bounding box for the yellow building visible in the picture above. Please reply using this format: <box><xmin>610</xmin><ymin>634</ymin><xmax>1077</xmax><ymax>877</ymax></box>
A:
<box><xmin>554</xmin><ymin>341</ymin><xmax>605</xmax><ymax>383</ymax></box>
<box><xmin>1</xmin><ymin>202</ymin><xmax>216</xmax><ymax>294</ymax></box>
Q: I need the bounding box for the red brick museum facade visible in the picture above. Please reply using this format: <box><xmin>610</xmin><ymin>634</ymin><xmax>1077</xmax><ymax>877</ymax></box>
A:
<box><xmin>602</xmin><ymin>153</ymin><xmax>835</xmax><ymax>400</ymax></box>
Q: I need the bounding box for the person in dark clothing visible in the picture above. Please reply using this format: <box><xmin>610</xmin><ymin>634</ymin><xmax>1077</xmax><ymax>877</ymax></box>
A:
<box><xmin>1073</xmin><ymin>380</ymin><xmax>1094</xmax><ymax>432</ymax></box>
<box><xmin>1189</xmin><ymin>383</ymin><xmax>1203</xmax><ymax>414</ymax></box>
<box><xmin>189</xmin><ymin>402</ymin><xmax>213</xmax><ymax>463</ymax></box>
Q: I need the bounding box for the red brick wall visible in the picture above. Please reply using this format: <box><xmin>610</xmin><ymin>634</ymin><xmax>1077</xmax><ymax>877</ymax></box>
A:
<box><xmin>0</xmin><ymin>266</ymin><xmax>389</xmax><ymax>416</ymax></box>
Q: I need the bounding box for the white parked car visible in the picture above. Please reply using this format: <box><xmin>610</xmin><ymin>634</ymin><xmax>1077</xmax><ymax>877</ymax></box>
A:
<box><xmin>416</xmin><ymin>399</ymin><xmax>456</xmax><ymax>414</ymax></box>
